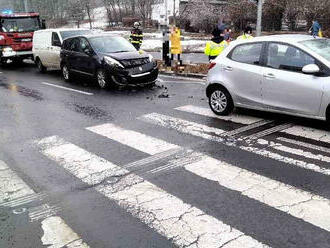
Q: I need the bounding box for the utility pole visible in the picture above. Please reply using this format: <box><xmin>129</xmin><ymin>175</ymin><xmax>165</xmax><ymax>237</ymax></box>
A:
<box><xmin>23</xmin><ymin>0</ymin><xmax>29</xmax><ymax>12</ymax></box>
<box><xmin>256</xmin><ymin>0</ymin><xmax>263</xmax><ymax>36</ymax></box>
<box><xmin>165</xmin><ymin>0</ymin><xmax>168</xmax><ymax>25</ymax></box>
<box><xmin>173</xmin><ymin>0</ymin><xmax>176</xmax><ymax>26</ymax></box>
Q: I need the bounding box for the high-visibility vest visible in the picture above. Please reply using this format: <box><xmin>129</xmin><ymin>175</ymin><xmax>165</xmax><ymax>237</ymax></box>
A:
<box><xmin>237</xmin><ymin>34</ymin><xmax>253</xmax><ymax>40</ymax></box>
<box><xmin>204</xmin><ymin>40</ymin><xmax>229</xmax><ymax>57</ymax></box>
<box><xmin>170</xmin><ymin>28</ymin><xmax>182</xmax><ymax>54</ymax></box>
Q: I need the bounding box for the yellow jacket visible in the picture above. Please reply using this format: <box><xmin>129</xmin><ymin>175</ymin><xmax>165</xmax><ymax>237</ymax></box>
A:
<box><xmin>204</xmin><ymin>40</ymin><xmax>229</xmax><ymax>57</ymax></box>
<box><xmin>170</xmin><ymin>28</ymin><xmax>182</xmax><ymax>54</ymax></box>
<box><xmin>237</xmin><ymin>34</ymin><xmax>253</xmax><ymax>40</ymax></box>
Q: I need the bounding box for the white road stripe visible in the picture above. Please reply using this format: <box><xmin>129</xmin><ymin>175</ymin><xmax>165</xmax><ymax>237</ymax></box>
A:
<box><xmin>258</xmin><ymin>139</ymin><xmax>330</xmax><ymax>163</ymax></box>
<box><xmin>139</xmin><ymin>113</ymin><xmax>226</xmax><ymax>140</ymax></box>
<box><xmin>87</xmin><ymin>123</ymin><xmax>179</xmax><ymax>155</ymax></box>
<box><xmin>140</xmin><ymin>113</ymin><xmax>330</xmax><ymax>176</ymax></box>
<box><xmin>244</xmin><ymin>123</ymin><xmax>293</xmax><ymax>140</ymax></box>
<box><xmin>41</xmin><ymin>82</ymin><xmax>94</xmax><ymax>96</ymax></box>
<box><xmin>0</xmin><ymin>160</ymin><xmax>89</xmax><ymax>248</ymax></box>
<box><xmin>41</xmin><ymin>216</ymin><xmax>90</xmax><ymax>248</ymax></box>
<box><xmin>36</xmin><ymin>136</ymin><xmax>270</xmax><ymax>248</ymax></box>
<box><xmin>176</xmin><ymin>105</ymin><xmax>262</xmax><ymax>125</ymax></box>
<box><xmin>89</xmin><ymin>123</ymin><xmax>330</xmax><ymax>232</ymax></box>
<box><xmin>282</xmin><ymin>125</ymin><xmax>330</xmax><ymax>144</ymax></box>
<box><xmin>277</xmin><ymin>137</ymin><xmax>330</xmax><ymax>154</ymax></box>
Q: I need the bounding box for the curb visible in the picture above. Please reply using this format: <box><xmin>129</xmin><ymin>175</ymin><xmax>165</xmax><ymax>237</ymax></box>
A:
<box><xmin>159</xmin><ymin>71</ymin><xmax>206</xmax><ymax>80</ymax></box>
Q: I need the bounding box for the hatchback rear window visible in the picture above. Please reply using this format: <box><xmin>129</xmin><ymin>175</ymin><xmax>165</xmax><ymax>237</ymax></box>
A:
<box><xmin>229</xmin><ymin>43</ymin><xmax>263</xmax><ymax>65</ymax></box>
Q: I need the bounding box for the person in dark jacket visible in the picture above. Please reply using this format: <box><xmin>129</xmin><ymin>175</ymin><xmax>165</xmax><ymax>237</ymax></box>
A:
<box><xmin>129</xmin><ymin>22</ymin><xmax>143</xmax><ymax>50</ymax></box>
<box><xmin>310</xmin><ymin>20</ymin><xmax>322</xmax><ymax>37</ymax></box>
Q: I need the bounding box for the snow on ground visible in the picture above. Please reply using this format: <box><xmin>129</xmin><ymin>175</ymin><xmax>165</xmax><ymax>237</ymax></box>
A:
<box><xmin>61</xmin><ymin>6</ymin><xmax>206</xmax><ymax>52</ymax></box>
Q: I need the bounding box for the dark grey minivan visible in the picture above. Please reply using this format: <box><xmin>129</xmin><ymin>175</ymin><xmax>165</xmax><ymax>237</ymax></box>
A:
<box><xmin>60</xmin><ymin>34</ymin><xmax>158</xmax><ymax>88</ymax></box>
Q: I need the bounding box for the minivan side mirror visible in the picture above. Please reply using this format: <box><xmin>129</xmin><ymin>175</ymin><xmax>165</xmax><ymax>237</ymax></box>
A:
<box><xmin>302</xmin><ymin>64</ymin><xmax>320</xmax><ymax>75</ymax></box>
<box><xmin>84</xmin><ymin>48</ymin><xmax>93</xmax><ymax>56</ymax></box>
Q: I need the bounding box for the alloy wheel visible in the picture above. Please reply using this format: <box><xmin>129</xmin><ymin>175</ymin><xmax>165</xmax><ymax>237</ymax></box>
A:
<box><xmin>62</xmin><ymin>66</ymin><xmax>69</xmax><ymax>81</ymax></box>
<box><xmin>97</xmin><ymin>70</ymin><xmax>107</xmax><ymax>88</ymax></box>
<box><xmin>210</xmin><ymin>90</ymin><xmax>228</xmax><ymax>113</ymax></box>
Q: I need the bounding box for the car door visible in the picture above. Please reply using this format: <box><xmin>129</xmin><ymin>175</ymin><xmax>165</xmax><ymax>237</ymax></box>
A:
<box><xmin>76</xmin><ymin>37</ymin><xmax>95</xmax><ymax>76</ymax></box>
<box><xmin>222</xmin><ymin>42</ymin><xmax>264</xmax><ymax>108</ymax></box>
<box><xmin>48</xmin><ymin>32</ymin><xmax>62</xmax><ymax>69</ymax></box>
<box><xmin>67</xmin><ymin>38</ymin><xmax>80</xmax><ymax>71</ymax></box>
<box><xmin>36</xmin><ymin>31</ymin><xmax>50</xmax><ymax>66</ymax></box>
<box><xmin>262</xmin><ymin>42</ymin><xmax>324</xmax><ymax>116</ymax></box>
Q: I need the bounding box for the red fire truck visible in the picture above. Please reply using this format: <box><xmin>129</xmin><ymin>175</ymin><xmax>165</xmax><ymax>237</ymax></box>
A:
<box><xmin>0</xmin><ymin>10</ymin><xmax>45</xmax><ymax>64</ymax></box>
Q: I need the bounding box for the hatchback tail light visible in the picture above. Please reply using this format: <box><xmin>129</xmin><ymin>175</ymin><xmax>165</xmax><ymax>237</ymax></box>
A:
<box><xmin>208</xmin><ymin>62</ymin><xmax>216</xmax><ymax>70</ymax></box>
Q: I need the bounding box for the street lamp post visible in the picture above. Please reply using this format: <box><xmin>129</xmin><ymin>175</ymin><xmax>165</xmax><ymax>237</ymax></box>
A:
<box><xmin>256</xmin><ymin>0</ymin><xmax>263</xmax><ymax>36</ymax></box>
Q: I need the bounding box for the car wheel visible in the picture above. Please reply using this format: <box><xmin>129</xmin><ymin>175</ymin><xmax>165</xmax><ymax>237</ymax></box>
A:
<box><xmin>97</xmin><ymin>69</ymin><xmax>108</xmax><ymax>89</ymax></box>
<box><xmin>62</xmin><ymin>65</ymin><xmax>71</xmax><ymax>82</ymax></box>
<box><xmin>208</xmin><ymin>86</ymin><xmax>234</xmax><ymax>116</ymax></box>
<box><xmin>36</xmin><ymin>58</ymin><xmax>46</xmax><ymax>73</ymax></box>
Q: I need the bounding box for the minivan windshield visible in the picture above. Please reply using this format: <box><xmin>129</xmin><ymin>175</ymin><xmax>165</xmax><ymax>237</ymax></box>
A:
<box><xmin>1</xmin><ymin>17</ymin><xmax>40</xmax><ymax>32</ymax></box>
<box><xmin>89</xmin><ymin>36</ymin><xmax>136</xmax><ymax>53</ymax></box>
<box><xmin>300</xmin><ymin>39</ymin><xmax>330</xmax><ymax>61</ymax></box>
<box><xmin>60</xmin><ymin>30</ymin><xmax>94</xmax><ymax>40</ymax></box>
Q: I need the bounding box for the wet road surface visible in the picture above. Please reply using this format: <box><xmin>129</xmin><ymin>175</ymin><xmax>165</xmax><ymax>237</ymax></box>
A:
<box><xmin>1</xmin><ymin>63</ymin><xmax>330</xmax><ymax>247</ymax></box>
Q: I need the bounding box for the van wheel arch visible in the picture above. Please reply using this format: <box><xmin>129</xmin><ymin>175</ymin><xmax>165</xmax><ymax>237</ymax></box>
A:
<box><xmin>35</xmin><ymin>57</ymin><xmax>46</xmax><ymax>73</ymax></box>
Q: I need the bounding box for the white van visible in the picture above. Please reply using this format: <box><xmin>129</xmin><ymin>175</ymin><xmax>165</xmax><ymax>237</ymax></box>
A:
<box><xmin>33</xmin><ymin>28</ymin><xmax>95</xmax><ymax>72</ymax></box>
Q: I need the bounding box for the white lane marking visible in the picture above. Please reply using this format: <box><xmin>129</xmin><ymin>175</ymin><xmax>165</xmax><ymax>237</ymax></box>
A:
<box><xmin>277</xmin><ymin>137</ymin><xmax>330</xmax><ymax>154</ymax></box>
<box><xmin>176</xmin><ymin>105</ymin><xmax>263</xmax><ymax>125</ymax></box>
<box><xmin>89</xmin><ymin>124</ymin><xmax>330</xmax><ymax>232</ymax></box>
<box><xmin>282</xmin><ymin>125</ymin><xmax>330</xmax><ymax>144</ymax></box>
<box><xmin>41</xmin><ymin>82</ymin><xmax>94</xmax><ymax>96</ymax></box>
<box><xmin>0</xmin><ymin>161</ymin><xmax>34</xmax><ymax>203</ymax></box>
<box><xmin>140</xmin><ymin>113</ymin><xmax>330</xmax><ymax>176</ymax></box>
<box><xmin>0</xmin><ymin>160</ymin><xmax>89</xmax><ymax>248</ymax></box>
<box><xmin>87</xmin><ymin>123</ymin><xmax>179</xmax><ymax>155</ymax></box>
<box><xmin>244</xmin><ymin>123</ymin><xmax>293</xmax><ymax>140</ymax></box>
<box><xmin>257</xmin><ymin>139</ymin><xmax>330</xmax><ymax>163</ymax></box>
<box><xmin>41</xmin><ymin>216</ymin><xmax>90</xmax><ymax>248</ymax></box>
<box><xmin>139</xmin><ymin>113</ymin><xmax>226</xmax><ymax>139</ymax></box>
<box><xmin>37</xmin><ymin>136</ymin><xmax>270</xmax><ymax>248</ymax></box>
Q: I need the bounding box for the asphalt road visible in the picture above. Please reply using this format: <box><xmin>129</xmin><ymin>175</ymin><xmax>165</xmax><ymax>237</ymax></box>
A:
<box><xmin>1</xmin><ymin>62</ymin><xmax>330</xmax><ymax>248</ymax></box>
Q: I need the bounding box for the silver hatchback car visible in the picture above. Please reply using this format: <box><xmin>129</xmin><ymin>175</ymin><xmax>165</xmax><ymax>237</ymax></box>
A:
<box><xmin>206</xmin><ymin>35</ymin><xmax>330</xmax><ymax>121</ymax></box>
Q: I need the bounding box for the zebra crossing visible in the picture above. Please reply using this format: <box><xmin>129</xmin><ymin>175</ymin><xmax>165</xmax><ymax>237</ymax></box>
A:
<box><xmin>0</xmin><ymin>160</ymin><xmax>89</xmax><ymax>248</ymax></box>
<box><xmin>8</xmin><ymin>104</ymin><xmax>330</xmax><ymax>247</ymax></box>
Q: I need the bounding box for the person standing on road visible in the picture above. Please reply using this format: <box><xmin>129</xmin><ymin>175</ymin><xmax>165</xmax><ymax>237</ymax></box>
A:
<box><xmin>204</xmin><ymin>34</ymin><xmax>228</xmax><ymax>61</ymax></box>
<box><xmin>309</xmin><ymin>20</ymin><xmax>323</xmax><ymax>37</ymax></box>
<box><xmin>237</xmin><ymin>26</ymin><xmax>254</xmax><ymax>40</ymax></box>
<box><xmin>129</xmin><ymin>22</ymin><xmax>144</xmax><ymax>50</ymax></box>
<box><xmin>170</xmin><ymin>26</ymin><xmax>182</xmax><ymax>65</ymax></box>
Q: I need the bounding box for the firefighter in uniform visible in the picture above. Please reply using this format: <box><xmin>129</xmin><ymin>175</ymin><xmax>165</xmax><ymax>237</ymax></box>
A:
<box><xmin>204</xmin><ymin>35</ymin><xmax>229</xmax><ymax>61</ymax></box>
<box><xmin>129</xmin><ymin>22</ymin><xmax>143</xmax><ymax>50</ymax></box>
<box><xmin>237</xmin><ymin>26</ymin><xmax>254</xmax><ymax>40</ymax></box>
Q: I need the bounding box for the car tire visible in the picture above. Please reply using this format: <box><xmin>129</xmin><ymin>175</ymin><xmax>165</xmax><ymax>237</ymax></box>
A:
<box><xmin>62</xmin><ymin>64</ymin><xmax>71</xmax><ymax>82</ymax></box>
<box><xmin>96</xmin><ymin>69</ymin><xmax>108</xmax><ymax>89</ymax></box>
<box><xmin>208</xmin><ymin>86</ymin><xmax>234</xmax><ymax>116</ymax></box>
<box><xmin>36</xmin><ymin>58</ymin><xmax>46</xmax><ymax>73</ymax></box>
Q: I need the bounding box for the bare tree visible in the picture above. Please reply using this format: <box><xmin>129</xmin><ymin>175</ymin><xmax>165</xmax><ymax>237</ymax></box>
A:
<box><xmin>67</xmin><ymin>0</ymin><xmax>86</xmax><ymax>28</ymax></box>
